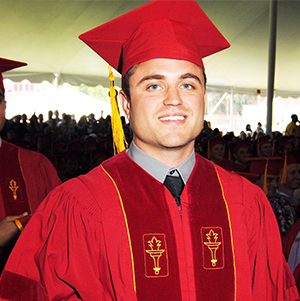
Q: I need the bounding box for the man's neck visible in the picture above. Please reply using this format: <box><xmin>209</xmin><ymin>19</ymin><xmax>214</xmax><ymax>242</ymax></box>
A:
<box><xmin>127</xmin><ymin>140</ymin><xmax>195</xmax><ymax>184</ymax></box>
<box><xmin>134</xmin><ymin>141</ymin><xmax>194</xmax><ymax>167</ymax></box>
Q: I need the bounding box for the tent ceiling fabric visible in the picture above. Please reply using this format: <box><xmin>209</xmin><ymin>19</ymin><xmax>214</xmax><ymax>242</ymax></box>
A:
<box><xmin>1</xmin><ymin>0</ymin><xmax>300</xmax><ymax>96</ymax></box>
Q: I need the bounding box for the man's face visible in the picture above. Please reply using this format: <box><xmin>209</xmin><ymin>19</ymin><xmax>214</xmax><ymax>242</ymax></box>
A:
<box><xmin>234</xmin><ymin>147</ymin><xmax>249</xmax><ymax>164</ymax></box>
<box><xmin>284</xmin><ymin>163</ymin><xmax>300</xmax><ymax>191</ymax></box>
<box><xmin>0</xmin><ymin>88</ymin><xmax>6</xmax><ymax>133</ymax></box>
<box><xmin>210</xmin><ymin>144</ymin><xmax>224</xmax><ymax>163</ymax></box>
<box><xmin>260</xmin><ymin>143</ymin><xmax>272</xmax><ymax>157</ymax></box>
<box><xmin>121</xmin><ymin>58</ymin><xmax>206</xmax><ymax>160</ymax></box>
<box><xmin>256</xmin><ymin>174</ymin><xmax>279</xmax><ymax>197</ymax></box>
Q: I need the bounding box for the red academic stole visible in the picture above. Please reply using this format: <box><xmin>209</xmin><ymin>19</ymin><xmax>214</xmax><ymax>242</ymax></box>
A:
<box><xmin>0</xmin><ymin>141</ymin><xmax>31</xmax><ymax>216</ymax></box>
<box><xmin>101</xmin><ymin>152</ymin><xmax>235</xmax><ymax>301</ymax></box>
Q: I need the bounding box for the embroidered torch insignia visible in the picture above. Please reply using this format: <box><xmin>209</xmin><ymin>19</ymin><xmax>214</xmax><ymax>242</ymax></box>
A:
<box><xmin>146</xmin><ymin>236</ymin><xmax>165</xmax><ymax>275</ymax></box>
<box><xmin>8</xmin><ymin>179</ymin><xmax>19</xmax><ymax>200</ymax></box>
<box><xmin>204</xmin><ymin>229</ymin><xmax>222</xmax><ymax>267</ymax></box>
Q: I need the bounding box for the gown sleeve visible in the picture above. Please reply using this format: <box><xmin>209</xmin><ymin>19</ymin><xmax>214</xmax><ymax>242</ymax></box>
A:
<box><xmin>0</xmin><ymin>177</ymin><xmax>114</xmax><ymax>301</ymax></box>
<box><xmin>216</xmin><ymin>166</ymin><xmax>299</xmax><ymax>300</ymax></box>
<box><xmin>19</xmin><ymin>148</ymin><xmax>62</xmax><ymax>213</ymax></box>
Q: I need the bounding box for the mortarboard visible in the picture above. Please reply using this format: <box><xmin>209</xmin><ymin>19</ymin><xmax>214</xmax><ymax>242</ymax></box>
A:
<box><xmin>0</xmin><ymin>57</ymin><xmax>27</xmax><ymax>92</ymax></box>
<box><xmin>209</xmin><ymin>135</ymin><xmax>224</xmax><ymax>148</ymax></box>
<box><xmin>274</xmin><ymin>135</ymin><xmax>293</xmax><ymax>154</ymax></box>
<box><xmin>246</xmin><ymin>157</ymin><xmax>283</xmax><ymax>194</ymax></box>
<box><xmin>247</xmin><ymin>157</ymin><xmax>283</xmax><ymax>176</ymax></box>
<box><xmin>79</xmin><ymin>0</ymin><xmax>230</xmax><ymax>76</ymax></box>
<box><xmin>216</xmin><ymin>158</ymin><xmax>247</xmax><ymax>172</ymax></box>
<box><xmin>79</xmin><ymin>0</ymin><xmax>230</xmax><ymax>154</ymax></box>
<box><xmin>277</xmin><ymin>150</ymin><xmax>299</xmax><ymax>184</ymax></box>
<box><xmin>230</xmin><ymin>138</ymin><xmax>250</xmax><ymax>153</ymax></box>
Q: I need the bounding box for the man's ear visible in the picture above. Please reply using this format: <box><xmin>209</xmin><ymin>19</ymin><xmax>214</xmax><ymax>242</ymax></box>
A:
<box><xmin>120</xmin><ymin>90</ymin><xmax>131</xmax><ymax>121</ymax></box>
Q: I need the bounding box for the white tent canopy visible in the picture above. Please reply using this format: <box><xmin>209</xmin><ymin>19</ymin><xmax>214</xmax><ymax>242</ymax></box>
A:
<box><xmin>5</xmin><ymin>83</ymin><xmax>112</xmax><ymax>121</ymax></box>
<box><xmin>1</xmin><ymin>0</ymin><xmax>300</xmax><ymax>97</ymax></box>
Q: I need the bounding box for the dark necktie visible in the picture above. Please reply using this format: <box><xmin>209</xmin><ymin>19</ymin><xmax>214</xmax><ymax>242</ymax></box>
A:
<box><xmin>163</xmin><ymin>173</ymin><xmax>184</xmax><ymax>206</ymax></box>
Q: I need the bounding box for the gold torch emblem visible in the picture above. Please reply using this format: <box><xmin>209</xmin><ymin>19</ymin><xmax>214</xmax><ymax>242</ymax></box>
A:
<box><xmin>8</xmin><ymin>179</ymin><xmax>19</xmax><ymax>200</ymax></box>
<box><xmin>146</xmin><ymin>236</ymin><xmax>165</xmax><ymax>275</ymax></box>
<box><xmin>201</xmin><ymin>227</ymin><xmax>224</xmax><ymax>270</ymax></box>
<box><xmin>143</xmin><ymin>233</ymin><xmax>169</xmax><ymax>277</ymax></box>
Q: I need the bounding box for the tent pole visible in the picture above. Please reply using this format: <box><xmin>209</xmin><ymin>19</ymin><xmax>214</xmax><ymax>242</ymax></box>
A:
<box><xmin>266</xmin><ymin>0</ymin><xmax>277</xmax><ymax>135</ymax></box>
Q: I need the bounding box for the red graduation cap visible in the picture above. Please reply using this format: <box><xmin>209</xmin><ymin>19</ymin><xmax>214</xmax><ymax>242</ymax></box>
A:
<box><xmin>247</xmin><ymin>156</ymin><xmax>283</xmax><ymax>176</ymax></box>
<box><xmin>216</xmin><ymin>158</ymin><xmax>247</xmax><ymax>172</ymax></box>
<box><xmin>231</xmin><ymin>138</ymin><xmax>250</xmax><ymax>153</ymax></box>
<box><xmin>79</xmin><ymin>0</ymin><xmax>230</xmax><ymax>76</ymax></box>
<box><xmin>0</xmin><ymin>57</ymin><xmax>27</xmax><ymax>91</ymax></box>
<box><xmin>277</xmin><ymin>150</ymin><xmax>299</xmax><ymax>184</ymax></box>
<box><xmin>246</xmin><ymin>156</ymin><xmax>283</xmax><ymax>194</ymax></box>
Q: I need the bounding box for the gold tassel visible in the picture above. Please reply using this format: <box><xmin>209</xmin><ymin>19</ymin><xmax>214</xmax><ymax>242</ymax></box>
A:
<box><xmin>108</xmin><ymin>65</ymin><xmax>127</xmax><ymax>154</ymax></box>
<box><xmin>281</xmin><ymin>151</ymin><xmax>287</xmax><ymax>184</ymax></box>
<box><xmin>263</xmin><ymin>159</ymin><xmax>268</xmax><ymax>195</ymax></box>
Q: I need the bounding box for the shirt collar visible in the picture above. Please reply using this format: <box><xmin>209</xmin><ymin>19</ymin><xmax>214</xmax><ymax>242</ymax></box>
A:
<box><xmin>127</xmin><ymin>140</ymin><xmax>195</xmax><ymax>184</ymax></box>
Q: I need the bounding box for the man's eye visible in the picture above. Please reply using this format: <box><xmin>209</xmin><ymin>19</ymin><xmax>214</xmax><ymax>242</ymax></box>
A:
<box><xmin>182</xmin><ymin>83</ymin><xmax>193</xmax><ymax>89</ymax></box>
<box><xmin>148</xmin><ymin>84</ymin><xmax>160</xmax><ymax>91</ymax></box>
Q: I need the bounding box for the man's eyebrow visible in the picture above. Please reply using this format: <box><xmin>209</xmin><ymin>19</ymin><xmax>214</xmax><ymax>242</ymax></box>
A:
<box><xmin>137</xmin><ymin>73</ymin><xmax>202</xmax><ymax>86</ymax></box>
<box><xmin>137</xmin><ymin>74</ymin><xmax>165</xmax><ymax>86</ymax></box>
<box><xmin>180</xmin><ymin>73</ymin><xmax>202</xmax><ymax>84</ymax></box>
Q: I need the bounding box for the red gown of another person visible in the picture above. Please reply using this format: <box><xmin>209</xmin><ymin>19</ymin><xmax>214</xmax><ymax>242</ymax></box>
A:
<box><xmin>0</xmin><ymin>140</ymin><xmax>61</xmax><ymax>271</ymax></box>
<box><xmin>283</xmin><ymin>218</ymin><xmax>300</xmax><ymax>295</ymax></box>
<box><xmin>0</xmin><ymin>151</ymin><xmax>298</xmax><ymax>300</ymax></box>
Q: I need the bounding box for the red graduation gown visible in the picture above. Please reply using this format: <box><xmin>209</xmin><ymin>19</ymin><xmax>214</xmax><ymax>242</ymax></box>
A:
<box><xmin>0</xmin><ymin>140</ymin><xmax>61</xmax><ymax>271</ymax></box>
<box><xmin>0</xmin><ymin>151</ymin><xmax>298</xmax><ymax>300</ymax></box>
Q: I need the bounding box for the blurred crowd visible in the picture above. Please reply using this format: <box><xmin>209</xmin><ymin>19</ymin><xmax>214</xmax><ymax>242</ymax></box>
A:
<box><xmin>1</xmin><ymin>109</ymin><xmax>132</xmax><ymax>182</ymax></box>
<box><xmin>2</xmin><ymin>110</ymin><xmax>300</xmax><ymax>188</ymax></box>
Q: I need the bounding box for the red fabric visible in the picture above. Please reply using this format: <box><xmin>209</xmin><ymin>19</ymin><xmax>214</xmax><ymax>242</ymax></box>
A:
<box><xmin>79</xmin><ymin>0</ymin><xmax>230</xmax><ymax>75</ymax></box>
<box><xmin>0</xmin><ymin>271</ymin><xmax>48</xmax><ymax>301</ymax></box>
<box><xmin>0</xmin><ymin>141</ymin><xmax>31</xmax><ymax>216</ymax></box>
<box><xmin>0</xmin><ymin>58</ymin><xmax>27</xmax><ymax>90</ymax></box>
<box><xmin>283</xmin><ymin>218</ymin><xmax>300</xmax><ymax>295</ymax></box>
<box><xmin>0</xmin><ymin>152</ymin><xmax>298</xmax><ymax>300</ymax></box>
<box><xmin>0</xmin><ymin>140</ymin><xmax>61</xmax><ymax>221</ymax></box>
<box><xmin>0</xmin><ymin>140</ymin><xmax>61</xmax><ymax>272</ymax></box>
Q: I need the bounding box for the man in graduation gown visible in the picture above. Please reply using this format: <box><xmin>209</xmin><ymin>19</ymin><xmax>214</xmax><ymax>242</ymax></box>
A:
<box><xmin>0</xmin><ymin>58</ymin><xmax>61</xmax><ymax>273</ymax></box>
<box><xmin>0</xmin><ymin>1</ymin><xmax>298</xmax><ymax>300</ymax></box>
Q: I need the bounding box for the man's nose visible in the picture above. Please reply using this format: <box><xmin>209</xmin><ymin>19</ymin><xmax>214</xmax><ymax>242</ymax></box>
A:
<box><xmin>163</xmin><ymin>87</ymin><xmax>183</xmax><ymax>106</ymax></box>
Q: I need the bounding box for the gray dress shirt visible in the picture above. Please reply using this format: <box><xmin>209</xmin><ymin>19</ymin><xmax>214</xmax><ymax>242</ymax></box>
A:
<box><xmin>126</xmin><ymin>141</ymin><xmax>195</xmax><ymax>184</ymax></box>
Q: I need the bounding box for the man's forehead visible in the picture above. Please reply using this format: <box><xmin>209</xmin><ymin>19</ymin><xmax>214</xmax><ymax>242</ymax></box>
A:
<box><xmin>131</xmin><ymin>58</ymin><xmax>204</xmax><ymax>78</ymax></box>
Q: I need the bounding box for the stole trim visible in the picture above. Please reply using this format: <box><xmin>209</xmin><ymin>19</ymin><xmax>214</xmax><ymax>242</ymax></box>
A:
<box><xmin>18</xmin><ymin>148</ymin><xmax>32</xmax><ymax>213</ymax></box>
<box><xmin>100</xmin><ymin>165</ymin><xmax>136</xmax><ymax>293</ymax></box>
<box><xmin>214</xmin><ymin>165</ymin><xmax>237</xmax><ymax>301</ymax></box>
